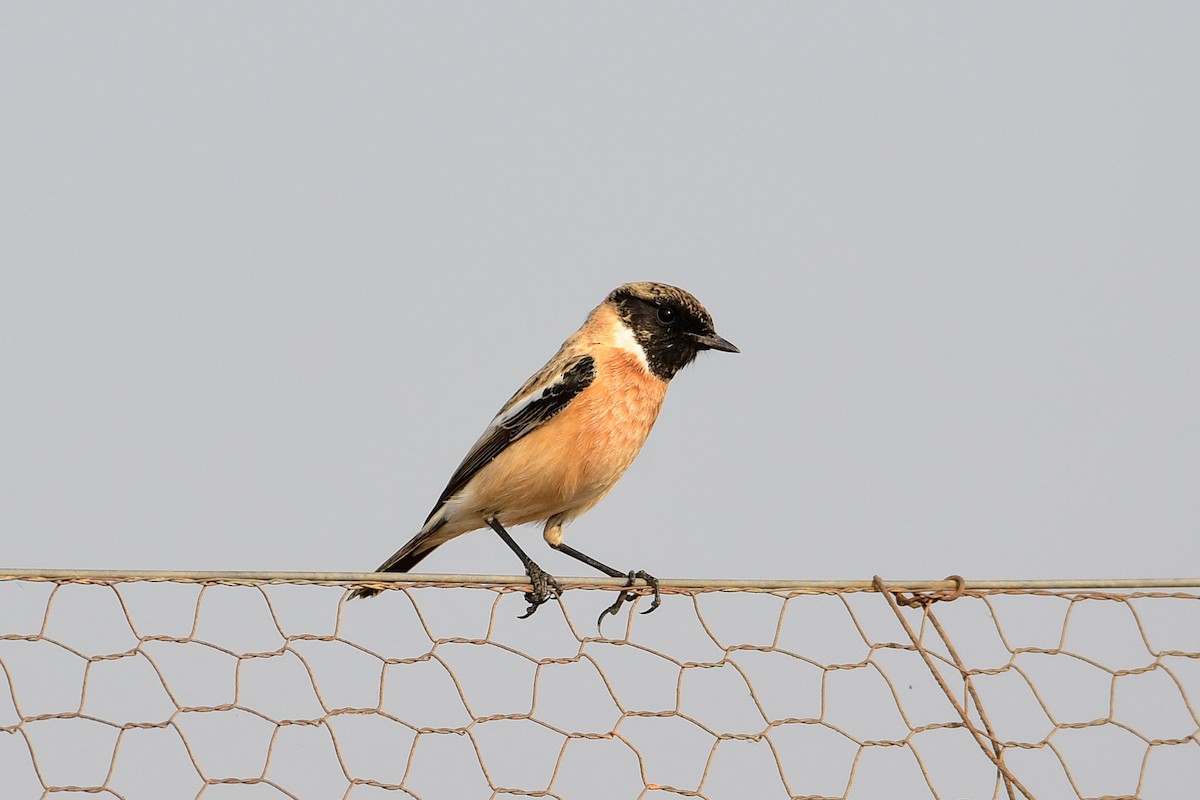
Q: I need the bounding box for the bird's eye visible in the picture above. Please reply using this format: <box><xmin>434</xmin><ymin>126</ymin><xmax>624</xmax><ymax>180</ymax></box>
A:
<box><xmin>656</xmin><ymin>306</ymin><xmax>676</xmax><ymax>325</ymax></box>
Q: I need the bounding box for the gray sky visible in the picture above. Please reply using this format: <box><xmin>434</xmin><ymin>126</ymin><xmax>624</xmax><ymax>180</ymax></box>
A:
<box><xmin>4</xmin><ymin>3</ymin><xmax>1197</xmax><ymax>582</ymax></box>
<box><xmin>2</xmin><ymin>3</ymin><xmax>1199</xmax><ymax>797</ymax></box>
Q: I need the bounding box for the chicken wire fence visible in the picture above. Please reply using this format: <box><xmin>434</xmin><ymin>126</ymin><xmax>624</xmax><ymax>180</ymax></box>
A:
<box><xmin>2</xmin><ymin>571</ymin><xmax>1200</xmax><ymax>800</ymax></box>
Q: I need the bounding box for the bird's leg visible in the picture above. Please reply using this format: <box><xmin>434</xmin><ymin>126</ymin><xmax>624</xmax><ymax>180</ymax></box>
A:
<box><xmin>486</xmin><ymin>517</ymin><xmax>562</xmax><ymax>618</ymax></box>
<box><xmin>551</xmin><ymin>542</ymin><xmax>661</xmax><ymax>626</ymax></box>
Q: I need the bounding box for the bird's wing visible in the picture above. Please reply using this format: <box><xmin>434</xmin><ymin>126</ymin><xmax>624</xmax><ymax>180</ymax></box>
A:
<box><xmin>424</xmin><ymin>353</ymin><xmax>597</xmax><ymax>523</ymax></box>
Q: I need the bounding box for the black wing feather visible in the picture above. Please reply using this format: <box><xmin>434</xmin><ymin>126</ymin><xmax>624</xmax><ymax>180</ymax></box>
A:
<box><xmin>423</xmin><ymin>354</ymin><xmax>596</xmax><ymax>523</ymax></box>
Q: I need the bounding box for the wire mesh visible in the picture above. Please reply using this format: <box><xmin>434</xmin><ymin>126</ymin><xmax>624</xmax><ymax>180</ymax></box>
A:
<box><xmin>1</xmin><ymin>572</ymin><xmax>1199</xmax><ymax>799</ymax></box>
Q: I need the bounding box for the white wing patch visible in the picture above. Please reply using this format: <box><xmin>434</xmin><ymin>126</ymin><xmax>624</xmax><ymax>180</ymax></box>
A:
<box><xmin>487</xmin><ymin>370</ymin><xmax>565</xmax><ymax>433</ymax></box>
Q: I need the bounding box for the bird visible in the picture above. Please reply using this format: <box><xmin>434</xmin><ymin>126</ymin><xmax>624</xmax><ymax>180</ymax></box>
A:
<box><xmin>350</xmin><ymin>281</ymin><xmax>738</xmax><ymax>621</ymax></box>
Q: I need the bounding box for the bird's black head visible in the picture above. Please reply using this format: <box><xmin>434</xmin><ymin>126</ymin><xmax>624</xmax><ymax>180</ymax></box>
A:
<box><xmin>608</xmin><ymin>282</ymin><xmax>739</xmax><ymax>380</ymax></box>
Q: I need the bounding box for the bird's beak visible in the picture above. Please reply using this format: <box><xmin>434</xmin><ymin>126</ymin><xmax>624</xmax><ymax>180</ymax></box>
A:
<box><xmin>690</xmin><ymin>331</ymin><xmax>740</xmax><ymax>353</ymax></box>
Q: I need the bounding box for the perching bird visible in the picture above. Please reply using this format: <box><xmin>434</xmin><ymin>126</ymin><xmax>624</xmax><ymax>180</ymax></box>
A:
<box><xmin>350</xmin><ymin>281</ymin><xmax>738</xmax><ymax>620</ymax></box>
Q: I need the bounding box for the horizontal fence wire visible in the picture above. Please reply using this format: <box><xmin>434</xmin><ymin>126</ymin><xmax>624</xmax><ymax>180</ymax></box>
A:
<box><xmin>4</xmin><ymin>568</ymin><xmax>1200</xmax><ymax>590</ymax></box>
<box><xmin>2</xmin><ymin>570</ymin><xmax>1200</xmax><ymax>799</ymax></box>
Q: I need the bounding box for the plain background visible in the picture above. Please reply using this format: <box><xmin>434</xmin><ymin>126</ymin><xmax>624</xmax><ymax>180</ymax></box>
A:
<box><xmin>3</xmin><ymin>4</ymin><xmax>1197</xmax><ymax>583</ymax></box>
<box><xmin>2</xmin><ymin>4</ymin><xmax>1199</xmax><ymax>797</ymax></box>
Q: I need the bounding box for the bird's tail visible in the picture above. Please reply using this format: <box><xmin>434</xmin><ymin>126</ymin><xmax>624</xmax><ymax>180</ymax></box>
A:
<box><xmin>348</xmin><ymin>518</ymin><xmax>450</xmax><ymax>600</ymax></box>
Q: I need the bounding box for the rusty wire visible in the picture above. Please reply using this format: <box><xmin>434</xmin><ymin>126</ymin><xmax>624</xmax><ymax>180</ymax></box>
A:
<box><xmin>2</xmin><ymin>572</ymin><xmax>1199</xmax><ymax>799</ymax></box>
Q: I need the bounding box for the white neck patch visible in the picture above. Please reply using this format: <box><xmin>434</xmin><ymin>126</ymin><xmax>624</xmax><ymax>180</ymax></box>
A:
<box><xmin>611</xmin><ymin>317</ymin><xmax>650</xmax><ymax>371</ymax></box>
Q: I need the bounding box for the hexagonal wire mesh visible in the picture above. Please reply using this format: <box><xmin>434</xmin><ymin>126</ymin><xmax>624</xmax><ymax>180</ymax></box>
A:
<box><xmin>1</xmin><ymin>571</ymin><xmax>1199</xmax><ymax>799</ymax></box>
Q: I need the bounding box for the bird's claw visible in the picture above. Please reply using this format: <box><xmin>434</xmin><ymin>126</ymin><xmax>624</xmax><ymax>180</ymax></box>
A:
<box><xmin>638</xmin><ymin>571</ymin><xmax>663</xmax><ymax>615</ymax></box>
<box><xmin>518</xmin><ymin>562</ymin><xmax>563</xmax><ymax>618</ymax></box>
<box><xmin>596</xmin><ymin>570</ymin><xmax>661</xmax><ymax>628</ymax></box>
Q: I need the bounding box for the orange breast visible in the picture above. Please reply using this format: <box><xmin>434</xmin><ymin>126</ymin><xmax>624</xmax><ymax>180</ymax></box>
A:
<box><xmin>465</xmin><ymin>347</ymin><xmax>668</xmax><ymax>526</ymax></box>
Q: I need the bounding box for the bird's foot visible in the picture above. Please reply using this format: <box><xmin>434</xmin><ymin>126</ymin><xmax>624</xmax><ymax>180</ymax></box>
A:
<box><xmin>597</xmin><ymin>570</ymin><xmax>661</xmax><ymax>628</ymax></box>
<box><xmin>518</xmin><ymin>561</ymin><xmax>563</xmax><ymax>619</ymax></box>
